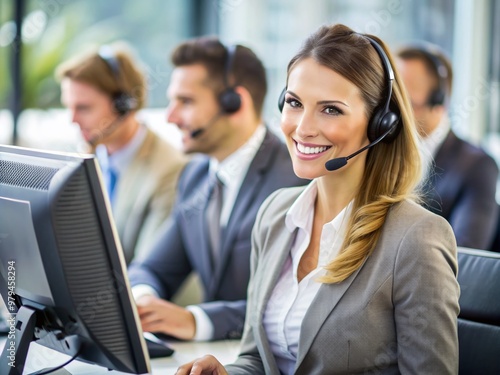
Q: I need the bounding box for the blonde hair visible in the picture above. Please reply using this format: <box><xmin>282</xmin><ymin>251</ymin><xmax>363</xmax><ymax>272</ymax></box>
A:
<box><xmin>55</xmin><ymin>42</ymin><xmax>146</xmax><ymax>110</ymax></box>
<box><xmin>287</xmin><ymin>24</ymin><xmax>422</xmax><ymax>283</ymax></box>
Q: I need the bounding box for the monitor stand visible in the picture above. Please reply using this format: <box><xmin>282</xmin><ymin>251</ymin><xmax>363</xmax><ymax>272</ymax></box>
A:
<box><xmin>0</xmin><ymin>318</ymin><xmax>9</xmax><ymax>336</ymax></box>
<box><xmin>0</xmin><ymin>305</ymin><xmax>38</xmax><ymax>375</ymax></box>
<box><xmin>0</xmin><ymin>306</ymin><xmax>80</xmax><ymax>375</ymax></box>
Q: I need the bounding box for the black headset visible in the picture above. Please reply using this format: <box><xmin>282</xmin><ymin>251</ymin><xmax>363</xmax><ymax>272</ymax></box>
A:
<box><xmin>98</xmin><ymin>45</ymin><xmax>137</xmax><ymax>116</ymax></box>
<box><xmin>218</xmin><ymin>44</ymin><xmax>242</xmax><ymax>114</ymax></box>
<box><xmin>278</xmin><ymin>35</ymin><xmax>400</xmax><ymax>144</ymax></box>
<box><xmin>413</xmin><ymin>44</ymin><xmax>449</xmax><ymax>107</ymax></box>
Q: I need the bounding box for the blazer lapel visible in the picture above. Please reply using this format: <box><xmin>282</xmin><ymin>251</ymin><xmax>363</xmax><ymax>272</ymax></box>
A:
<box><xmin>294</xmin><ymin>258</ymin><xmax>368</xmax><ymax>371</ymax></box>
<box><xmin>209</xmin><ymin>129</ymin><xmax>278</xmax><ymax>294</ymax></box>
<box><xmin>432</xmin><ymin>132</ymin><xmax>463</xmax><ymax>197</ymax></box>
<box><xmin>113</xmin><ymin>130</ymin><xmax>155</xmax><ymax>259</ymax></box>
<box><xmin>426</xmin><ymin>131</ymin><xmax>466</xmax><ymax>216</ymax></box>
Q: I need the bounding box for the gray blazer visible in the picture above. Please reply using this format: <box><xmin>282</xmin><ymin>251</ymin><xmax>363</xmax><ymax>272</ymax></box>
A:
<box><xmin>226</xmin><ymin>186</ymin><xmax>460</xmax><ymax>375</ymax></box>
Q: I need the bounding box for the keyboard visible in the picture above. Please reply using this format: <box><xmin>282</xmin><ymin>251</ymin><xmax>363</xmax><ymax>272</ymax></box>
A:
<box><xmin>0</xmin><ymin>321</ymin><xmax>174</xmax><ymax>358</ymax></box>
<box><xmin>143</xmin><ymin>332</ymin><xmax>175</xmax><ymax>358</ymax></box>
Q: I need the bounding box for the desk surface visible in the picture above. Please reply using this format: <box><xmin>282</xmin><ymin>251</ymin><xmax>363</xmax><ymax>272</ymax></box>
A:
<box><xmin>1</xmin><ymin>336</ymin><xmax>240</xmax><ymax>374</ymax></box>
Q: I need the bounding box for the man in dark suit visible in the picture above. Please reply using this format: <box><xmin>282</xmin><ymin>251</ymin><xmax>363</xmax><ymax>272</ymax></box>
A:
<box><xmin>128</xmin><ymin>37</ymin><xmax>307</xmax><ymax>341</ymax></box>
<box><xmin>397</xmin><ymin>43</ymin><xmax>498</xmax><ymax>250</ymax></box>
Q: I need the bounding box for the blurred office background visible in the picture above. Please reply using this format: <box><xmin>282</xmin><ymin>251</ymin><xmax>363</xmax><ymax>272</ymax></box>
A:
<box><xmin>0</xmin><ymin>0</ymin><xmax>499</xmax><ymax>189</ymax></box>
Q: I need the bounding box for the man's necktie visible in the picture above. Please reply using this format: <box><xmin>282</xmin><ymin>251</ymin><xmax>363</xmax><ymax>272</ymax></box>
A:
<box><xmin>107</xmin><ymin>167</ymin><xmax>118</xmax><ymax>205</ymax></box>
<box><xmin>206</xmin><ymin>174</ymin><xmax>224</xmax><ymax>267</ymax></box>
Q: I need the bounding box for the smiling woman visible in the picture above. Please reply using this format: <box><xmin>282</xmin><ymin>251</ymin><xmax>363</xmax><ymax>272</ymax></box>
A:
<box><xmin>281</xmin><ymin>58</ymin><xmax>369</xmax><ymax>180</ymax></box>
<box><xmin>176</xmin><ymin>23</ymin><xmax>460</xmax><ymax>375</ymax></box>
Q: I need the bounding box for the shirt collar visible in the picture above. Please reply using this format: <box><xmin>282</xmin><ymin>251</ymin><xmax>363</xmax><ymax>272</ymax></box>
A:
<box><xmin>421</xmin><ymin>115</ymin><xmax>451</xmax><ymax>157</ymax></box>
<box><xmin>209</xmin><ymin>124</ymin><xmax>266</xmax><ymax>187</ymax></box>
<box><xmin>285</xmin><ymin>179</ymin><xmax>318</xmax><ymax>232</ymax></box>
<box><xmin>96</xmin><ymin>125</ymin><xmax>147</xmax><ymax>176</ymax></box>
<box><xmin>319</xmin><ymin>200</ymin><xmax>352</xmax><ymax>265</ymax></box>
<box><xmin>285</xmin><ymin>179</ymin><xmax>353</xmax><ymax>234</ymax></box>
<box><xmin>286</xmin><ymin>179</ymin><xmax>353</xmax><ymax>265</ymax></box>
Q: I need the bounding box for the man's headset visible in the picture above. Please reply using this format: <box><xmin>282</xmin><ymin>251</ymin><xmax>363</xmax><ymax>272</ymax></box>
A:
<box><xmin>98</xmin><ymin>45</ymin><xmax>137</xmax><ymax>116</ymax></box>
<box><xmin>413</xmin><ymin>44</ymin><xmax>449</xmax><ymax>107</ymax></box>
<box><xmin>85</xmin><ymin>46</ymin><xmax>138</xmax><ymax>146</ymax></box>
<box><xmin>278</xmin><ymin>35</ymin><xmax>401</xmax><ymax>171</ymax></box>
<box><xmin>219</xmin><ymin>44</ymin><xmax>242</xmax><ymax>114</ymax></box>
<box><xmin>190</xmin><ymin>44</ymin><xmax>242</xmax><ymax>138</ymax></box>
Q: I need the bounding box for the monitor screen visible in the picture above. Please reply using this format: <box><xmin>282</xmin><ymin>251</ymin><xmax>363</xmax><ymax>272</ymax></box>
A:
<box><xmin>0</xmin><ymin>145</ymin><xmax>150</xmax><ymax>374</ymax></box>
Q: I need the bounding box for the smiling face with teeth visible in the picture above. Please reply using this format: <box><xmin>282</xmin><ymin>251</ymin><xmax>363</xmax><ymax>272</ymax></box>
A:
<box><xmin>280</xmin><ymin>57</ymin><xmax>370</xmax><ymax>181</ymax></box>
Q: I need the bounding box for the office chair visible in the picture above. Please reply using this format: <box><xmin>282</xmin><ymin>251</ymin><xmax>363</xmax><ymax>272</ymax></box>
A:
<box><xmin>456</xmin><ymin>247</ymin><xmax>500</xmax><ymax>374</ymax></box>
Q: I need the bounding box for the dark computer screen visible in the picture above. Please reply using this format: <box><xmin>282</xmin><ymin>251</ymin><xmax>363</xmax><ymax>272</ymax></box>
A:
<box><xmin>0</xmin><ymin>145</ymin><xmax>150</xmax><ymax>374</ymax></box>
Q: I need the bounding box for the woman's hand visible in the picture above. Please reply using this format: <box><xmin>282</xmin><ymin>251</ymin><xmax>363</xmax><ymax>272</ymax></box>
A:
<box><xmin>175</xmin><ymin>355</ymin><xmax>228</xmax><ymax>375</ymax></box>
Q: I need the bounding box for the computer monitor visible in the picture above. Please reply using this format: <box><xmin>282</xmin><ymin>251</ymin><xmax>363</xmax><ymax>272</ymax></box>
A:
<box><xmin>0</xmin><ymin>145</ymin><xmax>150</xmax><ymax>374</ymax></box>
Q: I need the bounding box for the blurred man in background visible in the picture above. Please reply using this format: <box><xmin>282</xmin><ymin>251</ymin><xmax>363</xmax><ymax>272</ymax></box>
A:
<box><xmin>57</xmin><ymin>43</ymin><xmax>187</xmax><ymax>263</ymax></box>
<box><xmin>128</xmin><ymin>37</ymin><xmax>308</xmax><ymax>341</ymax></box>
<box><xmin>397</xmin><ymin>43</ymin><xmax>498</xmax><ymax>250</ymax></box>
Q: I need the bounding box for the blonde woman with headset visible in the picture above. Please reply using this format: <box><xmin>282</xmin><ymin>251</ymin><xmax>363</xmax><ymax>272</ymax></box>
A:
<box><xmin>176</xmin><ymin>23</ymin><xmax>459</xmax><ymax>375</ymax></box>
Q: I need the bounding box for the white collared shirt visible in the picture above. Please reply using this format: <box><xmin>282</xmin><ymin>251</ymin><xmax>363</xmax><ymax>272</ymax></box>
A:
<box><xmin>208</xmin><ymin>124</ymin><xmax>266</xmax><ymax>226</ymax></box>
<box><xmin>262</xmin><ymin>180</ymin><xmax>352</xmax><ymax>375</ymax></box>
<box><xmin>420</xmin><ymin>116</ymin><xmax>451</xmax><ymax>177</ymax></box>
<box><xmin>95</xmin><ymin>124</ymin><xmax>147</xmax><ymax>204</ymax></box>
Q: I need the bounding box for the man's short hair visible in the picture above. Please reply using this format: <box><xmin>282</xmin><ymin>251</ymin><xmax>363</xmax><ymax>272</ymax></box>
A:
<box><xmin>56</xmin><ymin>42</ymin><xmax>146</xmax><ymax>110</ymax></box>
<box><xmin>171</xmin><ymin>37</ymin><xmax>267</xmax><ymax>116</ymax></box>
<box><xmin>397</xmin><ymin>43</ymin><xmax>453</xmax><ymax>106</ymax></box>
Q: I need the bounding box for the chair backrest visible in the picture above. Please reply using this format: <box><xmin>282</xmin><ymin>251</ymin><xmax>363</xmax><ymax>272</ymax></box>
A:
<box><xmin>457</xmin><ymin>247</ymin><xmax>500</xmax><ymax>374</ymax></box>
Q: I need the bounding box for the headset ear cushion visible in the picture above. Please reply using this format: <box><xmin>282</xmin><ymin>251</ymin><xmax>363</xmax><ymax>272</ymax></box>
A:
<box><xmin>219</xmin><ymin>88</ymin><xmax>241</xmax><ymax>114</ymax></box>
<box><xmin>368</xmin><ymin>109</ymin><xmax>400</xmax><ymax>143</ymax></box>
<box><xmin>113</xmin><ymin>93</ymin><xmax>136</xmax><ymax>116</ymax></box>
<box><xmin>380</xmin><ymin>111</ymin><xmax>400</xmax><ymax>143</ymax></box>
<box><xmin>428</xmin><ymin>89</ymin><xmax>445</xmax><ymax>107</ymax></box>
<box><xmin>368</xmin><ymin>109</ymin><xmax>383</xmax><ymax>142</ymax></box>
<box><xmin>278</xmin><ymin>87</ymin><xmax>286</xmax><ymax>112</ymax></box>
